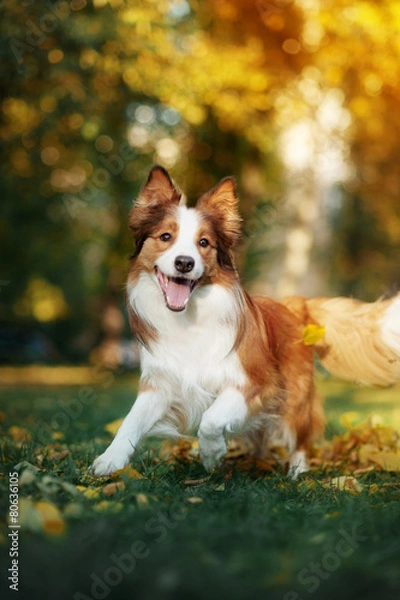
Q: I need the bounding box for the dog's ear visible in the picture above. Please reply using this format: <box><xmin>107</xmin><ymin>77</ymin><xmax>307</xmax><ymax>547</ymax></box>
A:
<box><xmin>136</xmin><ymin>165</ymin><xmax>181</xmax><ymax>207</ymax></box>
<box><xmin>129</xmin><ymin>166</ymin><xmax>181</xmax><ymax>255</ymax></box>
<box><xmin>197</xmin><ymin>177</ymin><xmax>242</xmax><ymax>247</ymax></box>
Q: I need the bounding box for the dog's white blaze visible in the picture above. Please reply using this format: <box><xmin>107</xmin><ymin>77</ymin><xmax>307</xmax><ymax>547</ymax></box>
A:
<box><xmin>381</xmin><ymin>296</ymin><xmax>400</xmax><ymax>355</ymax></box>
<box><xmin>155</xmin><ymin>206</ymin><xmax>204</xmax><ymax>281</ymax></box>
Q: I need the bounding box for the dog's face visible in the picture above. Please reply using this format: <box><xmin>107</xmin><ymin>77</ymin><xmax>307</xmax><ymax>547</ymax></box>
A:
<box><xmin>129</xmin><ymin>166</ymin><xmax>242</xmax><ymax>312</ymax></box>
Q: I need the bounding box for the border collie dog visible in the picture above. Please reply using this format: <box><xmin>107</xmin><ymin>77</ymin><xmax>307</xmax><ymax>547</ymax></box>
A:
<box><xmin>92</xmin><ymin>166</ymin><xmax>400</xmax><ymax>478</ymax></box>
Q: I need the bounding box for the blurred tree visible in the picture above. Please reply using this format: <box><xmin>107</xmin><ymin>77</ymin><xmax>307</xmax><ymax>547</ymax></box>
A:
<box><xmin>1</xmin><ymin>0</ymin><xmax>400</xmax><ymax>360</ymax></box>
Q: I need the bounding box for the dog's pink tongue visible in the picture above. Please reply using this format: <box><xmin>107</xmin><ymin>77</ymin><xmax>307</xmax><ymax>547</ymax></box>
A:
<box><xmin>166</xmin><ymin>278</ymin><xmax>191</xmax><ymax>311</ymax></box>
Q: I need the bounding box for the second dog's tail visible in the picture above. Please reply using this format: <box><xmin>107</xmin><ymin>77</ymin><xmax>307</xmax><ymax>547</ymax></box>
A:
<box><xmin>283</xmin><ymin>294</ymin><xmax>400</xmax><ymax>386</ymax></box>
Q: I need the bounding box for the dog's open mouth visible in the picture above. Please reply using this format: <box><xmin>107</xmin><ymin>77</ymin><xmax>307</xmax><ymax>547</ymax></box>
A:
<box><xmin>155</xmin><ymin>268</ymin><xmax>198</xmax><ymax>312</ymax></box>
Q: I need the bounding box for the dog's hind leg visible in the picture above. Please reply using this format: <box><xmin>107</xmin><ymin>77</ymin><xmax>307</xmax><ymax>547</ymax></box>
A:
<box><xmin>285</xmin><ymin>385</ymin><xmax>325</xmax><ymax>479</ymax></box>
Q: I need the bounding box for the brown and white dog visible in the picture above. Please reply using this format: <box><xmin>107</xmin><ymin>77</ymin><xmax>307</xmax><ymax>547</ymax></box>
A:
<box><xmin>91</xmin><ymin>166</ymin><xmax>400</xmax><ymax>478</ymax></box>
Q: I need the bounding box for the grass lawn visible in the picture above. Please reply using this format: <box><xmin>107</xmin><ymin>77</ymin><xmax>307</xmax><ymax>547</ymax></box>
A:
<box><xmin>0</xmin><ymin>371</ymin><xmax>400</xmax><ymax>600</ymax></box>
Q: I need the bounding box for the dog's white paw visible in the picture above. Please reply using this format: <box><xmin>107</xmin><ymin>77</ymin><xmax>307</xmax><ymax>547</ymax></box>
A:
<box><xmin>91</xmin><ymin>448</ymin><xmax>130</xmax><ymax>477</ymax></box>
<box><xmin>199</xmin><ymin>435</ymin><xmax>227</xmax><ymax>472</ymax></box>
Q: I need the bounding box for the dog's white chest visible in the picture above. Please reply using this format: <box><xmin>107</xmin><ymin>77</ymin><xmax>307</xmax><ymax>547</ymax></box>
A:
<box><xmin>130</xmin><ymin>278</ymin><xmax>247</xmax><ymax>425</ymax></box>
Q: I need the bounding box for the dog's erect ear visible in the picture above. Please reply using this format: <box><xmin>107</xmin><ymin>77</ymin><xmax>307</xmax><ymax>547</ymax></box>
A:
<box><xmin>137</xmin><ymin>165</ymin><xmax>181</xmax><ymax>206</ymax></box>
<box><xmin>129</xmin><ymin>166</ymin><xmax>181</xmax><ymax>255</ymax></box>
<box><xmin>197</xmin><ymin>177</ymin><xmax>242</xmax><ymax>246</ymax></box>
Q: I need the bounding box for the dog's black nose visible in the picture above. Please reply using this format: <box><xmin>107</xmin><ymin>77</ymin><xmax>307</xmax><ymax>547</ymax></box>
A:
<box><xmin>174</xmin><ymin>255</ymin><xmax>195</xmax><ymax>273</ymax></box>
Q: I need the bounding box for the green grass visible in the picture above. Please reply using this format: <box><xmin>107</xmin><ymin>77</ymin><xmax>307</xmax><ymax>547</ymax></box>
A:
<box><xmin>1</xmin><ymin>375</ymin><xmax>400</xmax><ymax>600</ymax></box>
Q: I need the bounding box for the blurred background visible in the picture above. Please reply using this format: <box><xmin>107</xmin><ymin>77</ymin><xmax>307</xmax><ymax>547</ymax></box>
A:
<box><xmin>1</xmin><ymin>0</ymin><xmax>400</xmax><ymax>367</ymax></box>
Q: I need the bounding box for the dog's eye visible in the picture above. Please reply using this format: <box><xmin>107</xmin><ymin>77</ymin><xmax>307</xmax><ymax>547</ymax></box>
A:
<box><xmin>199</xmin><ymin>238</ymin><xmax>209</xmax><ymax>248</ymax></box>
<box><xmin>160</xmin><ymin>233</ymin><xmax>172</xmax><ymax>242</ymax></box>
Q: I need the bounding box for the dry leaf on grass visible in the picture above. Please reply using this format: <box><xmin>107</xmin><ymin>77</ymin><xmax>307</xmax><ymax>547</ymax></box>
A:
<box><xmin>76</xmin><ymin>485</ymin><xmax>102</xmax><ymax>499</ymax></box>
<box><xmin>103</xmin><ymin>481</ymin><xmax>125</xmax><ymax>496</ymax></box>
<box><xmin>136</xmin><ymin>493</ymin><xmax>149</xmax><ymax>506</ymax></box>
<box><xmin>19</xmin><ymin>499</ymin><xmax>65</xmax><ymax>535</ymax></box>
<box><xmin>94</xmin><ymin>501</ymin><xmax>124</xmax><ymax>513</ymax></box>
<box><xmin>9</xmin><ymin>426</ymin><xmax>31</xmax><ymax>443</ymax></box>
<box><xmin>186</xmin><ymin>497</ymin><xmax>203</xmax><ymax>504</ymax></box>
<box><xmin>322</xmin><ymin>475</ymin><xmax>363</xmax><ymax>494</ymax></box>
<box><xmin>113</xmin><ymin>466</ymin><xmax>143</xmax><ymax>479</ymax></box>
<box><xmin>368</xmin><ymin>452</ymin><xmax>400</xmax><ymax>472</ymax></box>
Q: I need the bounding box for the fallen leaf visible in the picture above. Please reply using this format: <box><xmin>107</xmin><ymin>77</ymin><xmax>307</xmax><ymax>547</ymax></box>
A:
<box><xmin>9</xmin><ymin>426</ymin><xmax>31</xmax><ymax>443</ymax></box>
<box><xmin>226</xmin><ymin>438</ymin><xmax>250</xmax><ymax>458</ymax></box>
<box><xmin>212</xmin><ymin>483</ymin><xmax>226</xmax><ymax>492</ymax></box>
<box><xmin>77</xmin><ymin>486</ymin><xmax>102</xmax><ymax>499</ymax></box>
<box><xmin>186</xmin><ymin>497</ymin><xmax>203</xmax><ymax>504</ymax></box>
<box><xmin>325</xmin><ymin>511</ymin><xmax>341</xmax><ymax>519</ymax></box>
<box><xmin>323</xmin><ymin>475</ymin><xmax>363</xmax><ymax>494</ymax></box>
<box><xmin>113</xmin><ymin>466</ymin><xmax>143</xmax><ymax>479</ymax></box>
<box><xmin>302</xmin><ymin>324</ymin><xmax>325</xmax><ymax>346</ymax></box>
<box><xmin>369</xmin><ymin>451</ymin><xmax>400</xmax><ymax>472</ymax></box>
<box><xmin>373</xmin><ymin>425</ymin><xmax>395</xmax><ymax>446</ymax></box>
<box><xmin>63</xmin><ymin>503</ymin><xmax>84</xmax><ymax>518</ymax></box>
<box><xmin>184</xmin><ymin>476</ymin><xmax>211</xmax><ymax>486</ymax></box>
<box><xmin>359</xmin><ymin>444</ymin><xmax>378</xmax><ymax>464</ymax></box>
<box><xmin>340</xmin><ymin>412</ymin><xmax>361</xmax><ymax>430</ymax></box>
<box><xmin>94</xmin><ymin>501</ymin><xmax>124</xmax><ymax>513</ymax></box>
<box><xmin>136</xmin><ymin>493</ymin><xmax>149</xmax><ymax>506</ymax></box>
<box><xmin>103</xmin><ymin>481</ymin><xmax>125</xmax><ymax>496</ymax></box>
<box><xmin>35</xmin><ymin>501</ymin><xmax>65</xmax><ymax>535</ymax></box>
<box><xmin>353</xmin><ymin>465</ymin><xmax>375</xmax><ymax>475</ymax></box>
<box><xmin>47</xmin><ymin>449</ymin><xmax>70</xmax><ymax>461</ymax></box>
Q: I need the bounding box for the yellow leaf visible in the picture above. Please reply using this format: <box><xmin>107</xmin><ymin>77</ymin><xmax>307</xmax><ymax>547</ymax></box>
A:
<box><xmin>113</xmin><ymin>466</ymin><xmax>143</xmax><ymax>479</ymax></box>
<box><xmin>77</xmin><ymin>486</ymin><xmax>102</xmax><ymax>499</ymax></box>
<box><xmin>94</xmin><ymin>501</ymin><xmax>124</xmax><ymax>513</ymax></box>
<box><xmin>63</xmin><ymin>503</ymin><xmax>84</xmax><ymax>518</ymax></box>
<box><xmin>325</xmin><ymin>511</ymin><xmax>341</xmax><ymax>519</ymax></box>
<box><xmin>104</xmin><ymin>418</ymin><xmax>123</xmax><ymax>436</ymax></box>
<box><xmin>359</xmin><ymin>443</ymin><xmax>379</xmax><ymax>464</ymax></box>
<box><xmin>340</xmin><ymin>411</ymin><xmax>361</xmax><ymax>430</ymax></box>
<box><xmin>136</xmin><ymin>493</ymin><xmax>149</xmax><ymax>506</ymax></box>
<box><xmin>34</xmin><ymin>501</ymin><xmax>65</xmax><ymax>535</ymax></box>
<box><xmin>369</xmin><ymin>452</ymin><xmax>400</xmax><ymax>472</ymax></box>
<box><xmin>374</xmin><ymin>426</ymin><xmax>395</xmax><ymax>446</ymax></box>
<box><xmin>302</xmin><ymin>324</ymin><xmax>325</xmax><ymax>346</ymax></box>
<box><xmin>9</xmin><ymin>426</ymin><xmax>31</xmax><ymax>442</ymax></box>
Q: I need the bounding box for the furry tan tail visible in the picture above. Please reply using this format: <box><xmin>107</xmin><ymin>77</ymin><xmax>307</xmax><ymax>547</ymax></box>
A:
<box><xmin>283</xmin><ymin>294</ymin><xmax>400</xmax><ymax>386</ymax></box>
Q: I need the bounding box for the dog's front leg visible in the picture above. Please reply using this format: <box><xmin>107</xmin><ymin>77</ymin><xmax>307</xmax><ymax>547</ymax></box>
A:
<box><xmin>198</xmin><ymin>388</ymin><xmax>248</xmax><ymax>472</ymax></box>
<box><xmin>91</xmin><ymin>390</ymin><xmax>169</xmax><ymax>477</ymax></box>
